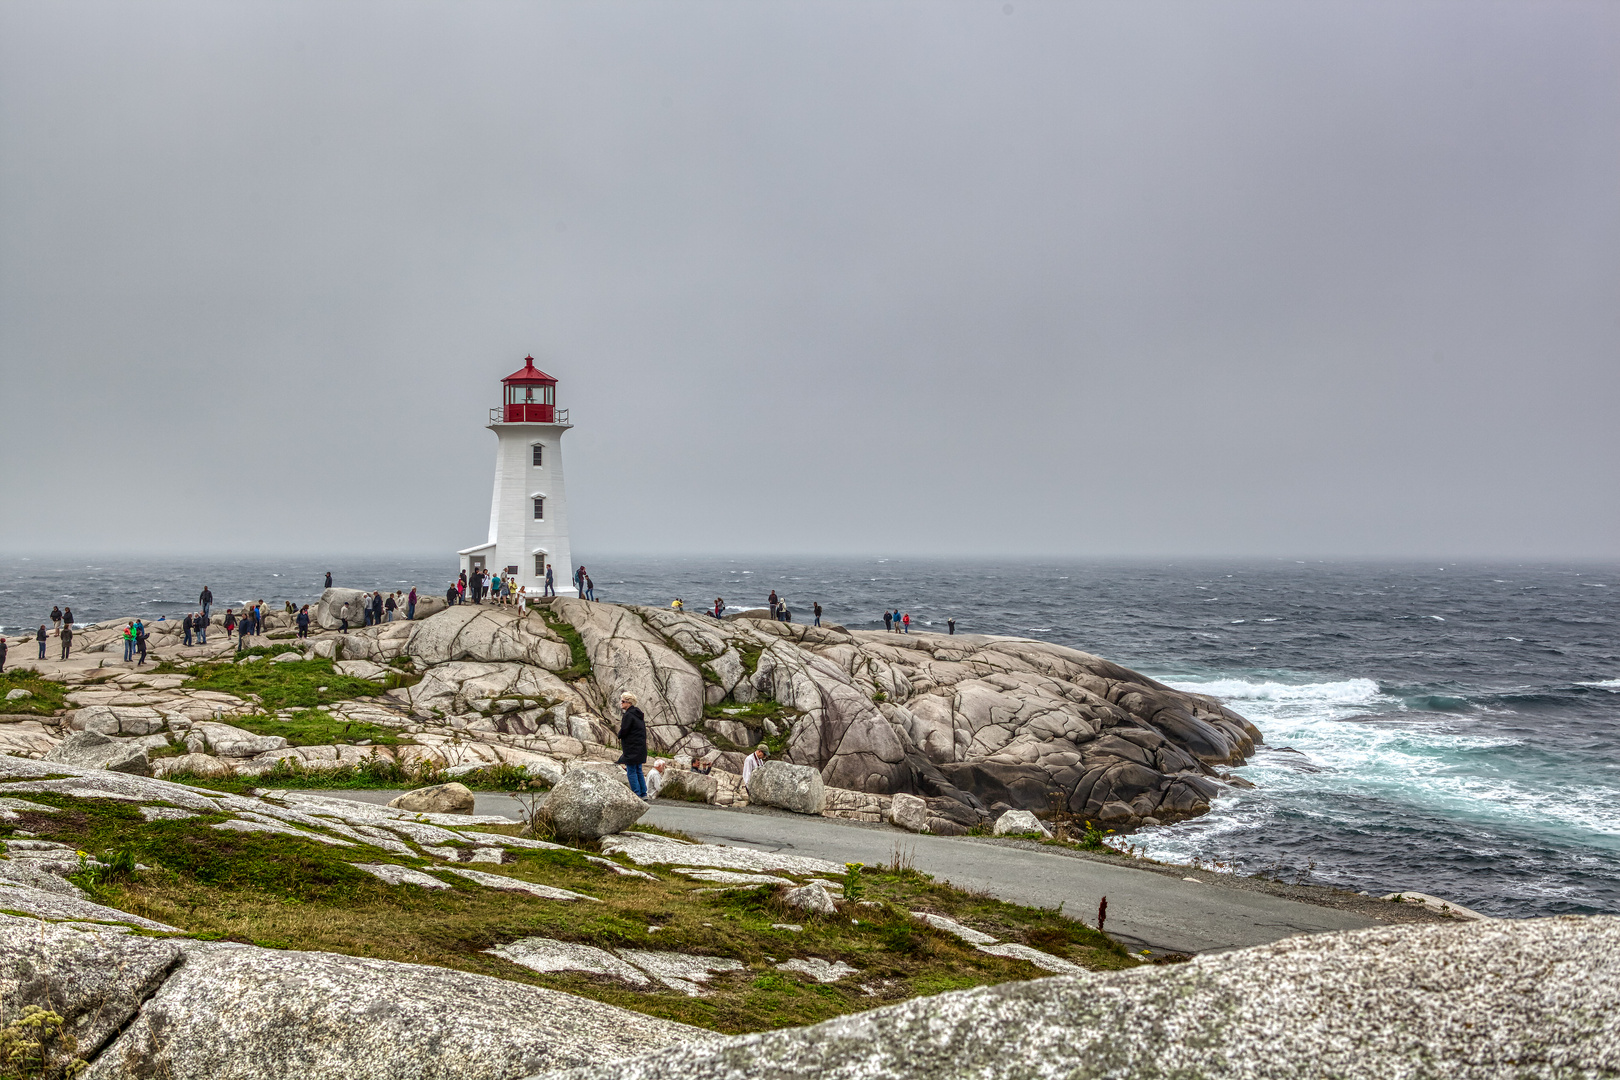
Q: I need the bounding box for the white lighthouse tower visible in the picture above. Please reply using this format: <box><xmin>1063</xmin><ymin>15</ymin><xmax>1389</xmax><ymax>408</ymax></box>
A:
<box><xmin>457</xmin><ymin>356</ymin><xmax>574</xmax><ymax>595</ymax></box>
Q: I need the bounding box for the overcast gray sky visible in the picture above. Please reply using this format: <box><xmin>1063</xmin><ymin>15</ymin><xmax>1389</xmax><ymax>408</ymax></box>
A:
<box><xmin>1</xmin><ymin>0</ymin><xmax>1615</xmax><ymax>560</ymax></box>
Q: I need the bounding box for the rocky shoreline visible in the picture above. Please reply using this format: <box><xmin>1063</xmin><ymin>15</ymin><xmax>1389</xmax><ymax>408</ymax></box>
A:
<box><xmin>9</xmin><ymin>591</ymin><xmax>1263</xmax><ymax>834</ymax></box>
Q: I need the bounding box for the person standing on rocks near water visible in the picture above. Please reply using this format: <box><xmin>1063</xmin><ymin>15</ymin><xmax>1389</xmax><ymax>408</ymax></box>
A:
<box><xmin>224</xmin><ymin>609</ymin><xmax>237</xmax><ymax>639</ymax></box>
<box><xmin>407</xmin><ymin>587</ymin><xmax>418</xmax><ymax>619</ymax></box>
<box><xmin>62</xmin><ymin>607</ymin><xmax>73</xmax><ymax>633</ymax></box>
<box><xmin>296</xmin><ymin>605</ymin><xmax>310</xmax><ymax>638</ymax></box>
<box><xmin>902</xmin><ymin>612</ymin><xmax>910</xmax><ymax>634</ymax></box>
<box><xmin>947</xmin><ymin>616</ymin><xmax>956</xmax><ymax>635</ymax></box>
<box><xmin>199</xmin><ymin>586</ymin><xmax>213</xmax><ymax>621</ymax></box>
<box><xmin>135</xmin><ymin>621</ymin><xmax>147</xmax><ymax>666</ymax></box>
<box><xmin>59</xmin><ymin>624</ymin><xmax>73</xmax><ymax>660</ymax></box>
<box><xmin>617</xmin><ymin>692</ymin><xmax>648</xmax><ymax>798</ymax></box>
<box><xmin>325</xmin><ymin>571</ymin><xmax>332</xmax><ymax>589</ymax></box>
<box><xmin>37</xmin><ymin>625</ymin><xmax>48</xmax><ymax>660</ymax></box>
<box><xmin>883</xmin><ymin>610</ymin><xmax>893</xmax><ymax>633</ymax></box>
<box><xmin>813</xmin><ymin>602</ymin><xmax>822</xmax><ymax>627</ymax></box>
<box><xmin>0</xmin><ymin>638</ymin><xmax>7</xmax><ymax>672</ymax></box>
<box><xmin>50</xmin><ymin>607</ymin><xmax>62</xmax><ymax>635</ymax></box>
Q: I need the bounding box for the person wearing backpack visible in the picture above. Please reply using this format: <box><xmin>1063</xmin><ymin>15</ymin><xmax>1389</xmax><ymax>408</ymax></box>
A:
<box><xmin>121</xmin><ymin>622</ymin><xmax>135</xmax><ymax>661</ymax></box>
<box><xmin>813</xmin><ymin>601</ymin><xmax>822</xmax><ymax>627</ymax></box>
<box><xmin>135</xmin><ymin>621</ymin><xmax>148</xmax><ymax>665</ymax></box>
<box><xmin>407</xmin><ymin>587</ymin><xmax>418</xmax><ymax>619</ymax></box>
<box><xmin>224</xmin><ymin>609</ymin><xmax>237</xmax><ymax>639</ymax></box>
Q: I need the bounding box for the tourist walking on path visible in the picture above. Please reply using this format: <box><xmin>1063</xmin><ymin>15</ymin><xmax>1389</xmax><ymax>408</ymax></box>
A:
<box><xmin>883</xmin><ymin>610</ymin><xmax>893</xmax><ymax>632</ymax></box>
<box><xmin>60</xmin><ymin>624</ymin><xmax>73</xmax><ymax>660</ymax></box>
<box><xmin>199</xmin><ymin>587</ymin><xmax>213</xmax><ymax>621</ymax></box>
<box><xmin>37</xmin><ymin>625</ymin><xmax>48</xmax><ymax>660</ymax></box>
<box><xmin>224</xmin><ymin>610</ymin><xmax>237</xmax><ymax>639</ymax></box>
<box><xmin>182</xmin><ymin>613</ymin><xmax>193</xmax><ymax>647</ymax></box>
<box><xmin>407</xmin><ymin>587</ymin><xmax>418</xmax><ymax>619</ymax></box>
<box><xmin>573</xmin><ymin>565</ymin><xmax>584</xmax><ymax>597</ymax></box>
<box><xmin>584</xmin><ymin>573</ymin><xmax>595</xmax><ymax>601</ymax></box>
<box><xmin>50</xmin><ymin>607</ymin><xmax>62</xmax><ymax>635</ymax></box>
<box><xmin>135</xmin><ymin>621</ymin><xmax>147</xmax><ymax>665</ymax></box>
<box><xmin>813</xmin><ymin>602</ymin><xmax>822</xmax><ymax>627</ymax></box>
<box><xmin>544</xmin><ymin>564</ymin><xmax>555</xmax><ymax>597</ymax></box>
<box><xmin>902</xmin><ymin>612</ymin><xmax>910</xmax><ymax>633</ymax></box>
<box><xmin>195</xmin><ymin>613</ymin><xmax>206</xmax><ymax>644</ymax></box>
<box><xmin>617</xmin><ymin>692</ymin><xmax>648</xmax><ymax>798</ymax></box>
<box><xmin>947</xmin><ymin>616</ymin><xmax>956</xmax><ymax>635</ymax></box>
<box><xmin>297</xmin><ymin>606</ymin><xmax>311</xmax><ymax>638</ymax></box>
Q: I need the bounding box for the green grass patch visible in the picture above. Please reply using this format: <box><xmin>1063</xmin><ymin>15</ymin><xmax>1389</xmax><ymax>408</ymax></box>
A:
<box><xmin>736</xmin><ymin>644</ymin><xmax>763</xmax><ymax>677</ymax></box>
<box><xmin>227</xmin><ymin>709</ymin><xmax>412</xmax><ymax>747</ymax></box>
<box><xmin>541</xmin><ymin>613</ymin><xmax>592</xmax><ymax>681</ymax></box>
<box><xmin>0</xmin><ymin>670</ymin><xmax>67</xmax><ymax>716</ymax></box>
<box><xmin>181</xmin><ymin>657</ymin><xmax>385</xmax><ymax>710</ymax></box>
<box><xmin>4</xmin><ymin>793</ymin><xmax>1137</xmax><ymax>1036</ymax></box>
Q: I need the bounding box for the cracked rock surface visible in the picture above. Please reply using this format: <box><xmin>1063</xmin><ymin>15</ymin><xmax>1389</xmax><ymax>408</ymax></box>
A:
<box><xmin>532</xmin><ymin>915</ymin><xmax>1620</xmax><ymax>1080</ymax></box>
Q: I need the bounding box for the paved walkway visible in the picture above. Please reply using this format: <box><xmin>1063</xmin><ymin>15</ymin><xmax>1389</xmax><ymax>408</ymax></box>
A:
<box><xmin>305</xmin><ymin>790</ymin><xmax>1377</xmax><ymax>954</ymax></box>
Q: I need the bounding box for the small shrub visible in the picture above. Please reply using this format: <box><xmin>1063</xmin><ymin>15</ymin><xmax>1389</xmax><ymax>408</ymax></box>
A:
<box><xmin>0</xmin><ymin>1005</ymin><xmax>86</xmax><ymax>1080</ymax></box>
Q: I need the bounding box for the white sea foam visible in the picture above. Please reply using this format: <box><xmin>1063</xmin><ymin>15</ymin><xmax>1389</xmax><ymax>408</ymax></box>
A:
<box><xmin>1170</xmin><ymin>677</ymin><xmax>1382</xmax><ymax>706</ymax></box>
<box><xmin>1578</xmin><ymin>679</ymin><xmax>1620</xmax><ymax>690</ymax></box>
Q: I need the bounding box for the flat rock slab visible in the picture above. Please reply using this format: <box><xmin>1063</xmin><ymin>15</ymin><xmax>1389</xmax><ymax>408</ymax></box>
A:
<box><xmin>441</xmin><ymin>865</ymin><xmax>599</xmax><ymax>901</ymax></box>
<box><xmin>93</xmin><ymin>939</ymin><xmax>723</xmax><ymax>1079</ymax></box>
<box><xmin>531</xmin><ymin>915</ymin><xmax>1620</xmax><ymax>1080</ymax></box>
<box><xmin>0</xmin><ymin>882</ymin><xmax>180</xmax><ymax>930</ymax></box>
<box><xmin>775</xmin><ymin>958</ymin><xmax>858</xmax><ymax>983</ymax></box>
<box><xmin>616</xmin><ymin>950</ymin><xmax>746</xmax><ymax>996</ymax></box>
<box><xmin>911</xmin><ymin>911</ymin><xmax>997</xmax><ymax>945</ymax></box>
<box><xmin>490</xmin><ymin>938</ymin><xmax>656</xmax><ymax>989</ymax></box>
<box><xmin>212</xmin><ymin>819</ymin><xmax>357</xmax><ymax>847</ymax></box>
<box><xmin>675</xmin><ymin>868</ymin><xmax>795</xmax><ymax>887</ymax></box>
<box><xmin>600</xmin><ymin>832</ymin><xmax>844</xmax><ymax>877</ymax></box>
<box><xmin>351</xmin><ymin>863</ymin><xmax>453</xmax><ymax>889</ymax></box>
<box><xmin>975</xmin><ymin>941</ymin><xmax>1085</xmax><ymax>974</ymax></box>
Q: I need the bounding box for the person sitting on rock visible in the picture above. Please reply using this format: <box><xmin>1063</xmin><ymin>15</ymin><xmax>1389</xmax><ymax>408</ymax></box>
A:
<box><xmin>617</xmin><ymin>692</ymin><xmax>648</xmax><ymax>798</ymax></box>
<box><xmin>741</xmin><ymin>745</ymin><xmax>769</xmax><ymax>788</ymax></box>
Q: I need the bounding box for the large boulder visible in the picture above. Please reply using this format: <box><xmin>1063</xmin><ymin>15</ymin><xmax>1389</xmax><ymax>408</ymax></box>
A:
<box><xmin>888</xmin><ymin>792</ymin><xmax>929</xmax><ymax>832</ymax></box>
<box><xmin>43</xmin><ymin>731</ymin><xmax>151</xmax><ymax>776</ymax></box>
<box><xmin>535</xmin><ymin>915</ymin><xmax>1620</xmax><ymax>1080</ymax></box>
<box><xmin>388</xmin><ymin>782</ymin><xmax>476</xmax><ymax>815</ymax></box>
<box><xmin>404</xmin><ymin>606</ymin><xmax>570</xmax><ymax>670</ymax></box>
<box><xmin>6</xmin><ymin>918</ymin><xmax>719</xmax><ymax>1080</ymax></box>
<box><xmin>538</xmin><ymin>769</ymin><xmax>647</xmax><ymax>842</ymax></box>
<box><xmin>745</xmin><ymin>761</ymin><xmax>826</xmax><ymax>815</ymax></box>
<box><xmin>315</xmin><ymin>587</ymin><xmax>373</xmax><ymax>631</ymax></box>
<box><xmin>992</xmin><ymin>809</ymin><xmax>1051</xmax><ymax>837</ymax></box>
<box><xmin>184</xmin><ymin>722</ymin><xmax>289</xmax><ymax>758</ymax></box>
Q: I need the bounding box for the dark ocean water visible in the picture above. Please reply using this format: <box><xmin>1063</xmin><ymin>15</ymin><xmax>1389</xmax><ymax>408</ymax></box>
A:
<box><xmin>3</xmin><ymin>554</ymin><xmax>1616</xmax><ymax>919</ymax></box>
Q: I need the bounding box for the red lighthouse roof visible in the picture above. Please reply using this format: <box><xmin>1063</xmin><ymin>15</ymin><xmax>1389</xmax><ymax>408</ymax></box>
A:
<box><xmin>503</xmin><ymin>356</ymin><xmax>556</xmax><ymax>384</ymax></box>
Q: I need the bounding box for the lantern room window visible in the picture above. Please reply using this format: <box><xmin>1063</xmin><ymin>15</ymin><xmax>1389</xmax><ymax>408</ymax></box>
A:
<box><xmin>533</xmin><ymin>497</ymin><xmax>545</xmax><ymax>520</ymax></box>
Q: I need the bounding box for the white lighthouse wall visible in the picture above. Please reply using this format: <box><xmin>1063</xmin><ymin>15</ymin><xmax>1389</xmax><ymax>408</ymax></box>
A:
<box><xmin>485</xmin><ymin>423</ymin><xmax>573</xmax><ymax>593</ymax></box>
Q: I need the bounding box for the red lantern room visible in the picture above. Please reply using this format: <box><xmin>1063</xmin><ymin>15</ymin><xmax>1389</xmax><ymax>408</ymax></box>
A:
<box><xmin>500</xmin><ymin>356</ymin><xmax>558</xmax><ymax>422</ymax></box>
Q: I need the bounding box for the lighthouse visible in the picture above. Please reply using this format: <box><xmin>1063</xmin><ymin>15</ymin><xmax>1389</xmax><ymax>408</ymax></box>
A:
<box><xmin>457</xmin><ymin>356</ymin><xmax>574</xmax><ymax>596</ymax></box>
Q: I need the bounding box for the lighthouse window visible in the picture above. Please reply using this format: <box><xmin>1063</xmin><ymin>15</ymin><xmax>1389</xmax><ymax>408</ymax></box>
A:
<box><xmin>533</xmin><ymin>497</ymin><xmax>545</xmax><ymax>520</ymax></box>
<box><xmin>532</xmin><ymin>444</ymin><xmax>544</xmax><ymax>467</ymax></box>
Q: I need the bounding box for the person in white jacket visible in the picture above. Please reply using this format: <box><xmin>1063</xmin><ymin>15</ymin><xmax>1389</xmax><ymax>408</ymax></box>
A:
<box><xmin>741</xmin><ymin>746</ymin><xmax>769</xmax><ymax>787</ymax></box>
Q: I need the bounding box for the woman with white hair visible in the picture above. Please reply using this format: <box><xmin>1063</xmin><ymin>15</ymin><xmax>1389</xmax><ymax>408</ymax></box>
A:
<box><xmin>617</xmin><ymin>691</ymin><xmax>649</xmax><ymax>798</ymax></box>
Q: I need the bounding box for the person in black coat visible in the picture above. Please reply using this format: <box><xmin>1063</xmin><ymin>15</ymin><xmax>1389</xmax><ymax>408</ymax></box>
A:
<box><xmin>296</xmin><ymin>606</ymin><xmax>311</xmax><ymax>639</ymax></box>
<box><xmin>617</xmin><ymin>692</ymin><xmax>649</xmax><ymax>798</ymax></box>
<box><xmin>60</xmin><ymin>625</ymin><xmax>73</xmax><ymax>660</ymax></box>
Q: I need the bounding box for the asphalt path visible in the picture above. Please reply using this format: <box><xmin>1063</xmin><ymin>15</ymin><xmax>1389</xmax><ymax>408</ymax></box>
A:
<box><xmin>302</xmin><ymin>790</ymin><xmax>1377</xmax><ymax>954</ymax></box>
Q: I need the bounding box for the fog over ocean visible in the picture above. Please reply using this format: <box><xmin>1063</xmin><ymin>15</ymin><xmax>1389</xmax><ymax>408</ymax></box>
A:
<box><xmin>3</xmin><ymin>554</ymin><xmax>1616</xmax><ymax>919</ymax></box>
